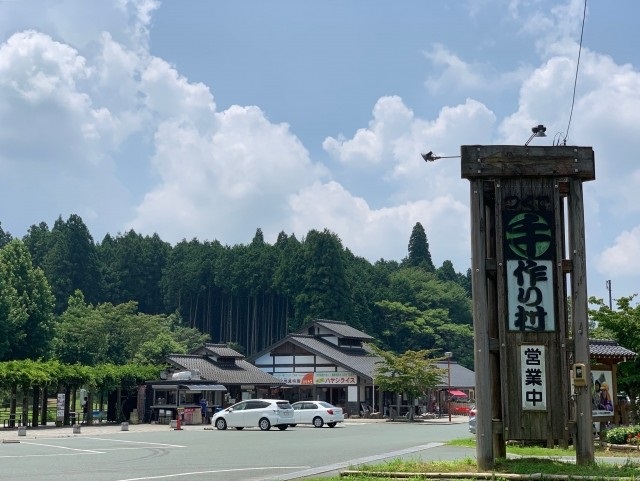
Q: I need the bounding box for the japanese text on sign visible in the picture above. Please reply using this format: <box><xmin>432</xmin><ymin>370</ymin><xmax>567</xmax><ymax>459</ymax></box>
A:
<box><xmin>504</xmin><ymin>209</ymin><xmax>556</xmax><ymax>332</ymax></box>
<box><xmin>271</xmin><ymin>371</ymin><xmax>357</xmax><ymax>385</ymax></box>
<box><xmin>521</xmin><ymin>345</ymin><xmax>547</xmax><ymax>410</ymax></box>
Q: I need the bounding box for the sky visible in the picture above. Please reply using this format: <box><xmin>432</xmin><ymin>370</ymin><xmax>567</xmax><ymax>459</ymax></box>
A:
<box><xmin>0</xmin><ymin>0</ymin><xmax>638</xmax><ymax>305</ymax></box>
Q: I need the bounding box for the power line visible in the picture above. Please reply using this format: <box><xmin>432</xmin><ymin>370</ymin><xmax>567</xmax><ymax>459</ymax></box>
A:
<box><xmin>562</xmin><ymin>0</ymin><xmax>587</xmax><ymax>145</ymax></box>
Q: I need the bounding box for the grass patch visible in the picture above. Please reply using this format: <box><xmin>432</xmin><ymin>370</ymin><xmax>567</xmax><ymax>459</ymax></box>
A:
<box><xmin>303</xmin><ymin>439</ymin><xmax>640</xmax><ymax>480</ymax></box>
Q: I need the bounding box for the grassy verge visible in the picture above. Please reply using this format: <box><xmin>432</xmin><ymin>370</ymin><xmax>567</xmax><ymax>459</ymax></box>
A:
<box><xmin>303</xmin><ymin>437</ymin><xmax>640</xmax><ymax>480</ymax></box>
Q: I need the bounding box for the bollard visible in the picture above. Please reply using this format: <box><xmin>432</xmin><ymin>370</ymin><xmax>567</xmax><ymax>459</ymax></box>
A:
<box><xmin>72</xmin><ymin>424</ymin><xmax>81</xmax><ymax>434</ymax></box>
<box><xmin>121</xmin><ymin>422</ymin><xmax>129</xmax><ymax>431</ymax></box>
<box><xmin>17</xmin><ymin>426</ymin><xmax>26</xmax><ymax>436</ymax></box>
<box><xmin>174</xmin><ymin>415</ymin><xmax>182</xmax><ymax>430</ymax></box>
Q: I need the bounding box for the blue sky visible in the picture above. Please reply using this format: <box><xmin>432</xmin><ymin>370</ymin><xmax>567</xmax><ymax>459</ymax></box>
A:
<box><xmin>0</xmin><ymin>0</ymin><xmax>638</xmax><ymax>304</ymax></box>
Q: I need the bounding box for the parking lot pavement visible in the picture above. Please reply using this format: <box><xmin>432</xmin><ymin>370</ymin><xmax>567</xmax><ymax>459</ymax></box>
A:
<box><xmin>1</xmin><ymin>421</ymin><xmax>204</xmax><ymax>440</ymax></box>
<box><xmin>0</xmin><ymin>415</ymin><xmax>470</xmax><ymax>440</ymax></box>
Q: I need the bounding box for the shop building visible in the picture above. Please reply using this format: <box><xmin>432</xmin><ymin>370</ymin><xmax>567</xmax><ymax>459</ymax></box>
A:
<box><xmin>251</xmin><ymin>319</ymin><xmax>382</xmax><ymax>416</ymax></box>
<box><xmin>145</xmin><ymin>344</ymin><xmax>284</xmax><ymax>424</ymax></box>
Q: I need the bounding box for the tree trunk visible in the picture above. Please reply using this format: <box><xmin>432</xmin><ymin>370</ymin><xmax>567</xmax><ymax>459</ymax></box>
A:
<box><xmin>21</xmin><ymin>390</ymin><xmax>28</xmax><ymax>426</ymax></box>
<box><xmin>64</xmin><ymin>386</ymin><xmax>71</xmax><ymax>425</ymax></box>
<box><xmin>9</xmin><ymin>385</ymin><xmax>17</xmax><ymax>428</ymax></box>
<box><xmin>40</xmin><ymin>385</ymin><xmax>48</xmax><ymax>426</ymax></box>
<box><xmin>32</xmin><ymin>386</ymin><xmax>40</xmax><ymax>427</ymax></box>
<box><xmin>86</xmin><ymin>392</ymin><xmax>94</xmax><ymax>425</ymax></box>
<box><xmin>116</xmin><ymin>387</ymin><xmax>123</xmax><ymax>422</ymax></box>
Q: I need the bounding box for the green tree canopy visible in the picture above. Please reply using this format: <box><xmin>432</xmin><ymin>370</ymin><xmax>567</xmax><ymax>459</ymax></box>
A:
<box><xmin>589</xmin><ymin>295</ymin><xmax>640</xmax><ymax>403</ymax></box>
<box><xmin>0</xmin><ymin>240</ymin><xmax>55</xmax><ymax>361</ymax></box>
<box><xmin>52</xmin><ymin>291</ymin><xmax>208</xmax><ymax>365</ymax></box>
<box><xmin>372</xmin><ymin>346</ymin><xmax>445</xmax><ymax>421</ymax></box>
<box><xmin>404</xmin><ymin>222</ymin><xmax>434</xmax><ymax>271</ymax></box>
<box><xmin>295</xmin><ymin>229</ymin><xmax>352</xmax><ymax>326</ymax></box>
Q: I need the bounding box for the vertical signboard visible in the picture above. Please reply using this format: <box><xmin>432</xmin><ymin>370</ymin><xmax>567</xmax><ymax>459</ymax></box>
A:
<box><xmin>504</xmin><ymin>210</ymin><xmax>555</xmax><ymax>332</ymax></box>
<box><xmin>498</xmin><ymin>178</ymin><xmax>563</xmax><ymax>441</ymax></box>
<box><xmin>56</xmin><ymin>393</ymin><xmax>65</xmax><ymax>424</ymax></box>
<box><xmin>521</xmin><ymin>345</ymin><xmax>547</xmax><ymax>410</ymax></box>
<box><xmin>591</xmin><ymin>370</ymin><xmax>614</xmax><ymax>417</ymax></box>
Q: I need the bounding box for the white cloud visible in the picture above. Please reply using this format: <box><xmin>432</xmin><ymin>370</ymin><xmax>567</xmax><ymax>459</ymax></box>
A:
<box><xmin>423</xmin><ymin>44</ymin><xmax>487</xmax><ymax>94</ymax></box>
<box><xmin>0</xmin><ymin>0</ymin><xmax>638</xmax><ymax>299</ymax></box>
<box><xmin>322</xmin><ymin>96</ymin><xmax>413</xmax><ymax>164</ymax></box>
<box><xmin>289</xmin><ymin>181</ymin><xmax>470</xmax><ymax>268</ymax></box>
<box><xmin>128</xmin><ymin>103</ymin><xmax>329</xmax><ymax>244</ymax></box>
<box><xmin>597</xmin><ymin>226</ymin><xmax>640</xmax><ymax>279</ymax></box>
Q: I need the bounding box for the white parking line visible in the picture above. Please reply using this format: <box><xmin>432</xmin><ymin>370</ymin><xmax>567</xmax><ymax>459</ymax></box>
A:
<box><xmin>1</xmin><ymin>437</ymin><xmax>186</xmax><ymax>459</ymax></box>
<box><xmin>117</xmin><ymin>466</ymin><xmax>309</xmax><ymax>481</ymax></box>
<box><xmin>16</xmin><ymin>441</ymin><xmax>104</xmax><ymax>454</ymax></box>
<box><xmin>83</xmin><ymin>437</ymin><xmax>186</xmax><ymax>448</ymax></box>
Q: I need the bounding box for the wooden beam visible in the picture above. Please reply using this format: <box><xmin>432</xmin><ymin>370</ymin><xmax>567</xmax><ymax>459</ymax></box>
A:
<box><xmin>461</xmin><ymin>146</ymin><xmax>595</xmax><ymax>181</ymax></box>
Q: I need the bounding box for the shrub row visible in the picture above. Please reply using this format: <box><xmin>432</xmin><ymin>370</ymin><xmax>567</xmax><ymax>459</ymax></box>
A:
<box><xmin>604</xmin><ymin>425</ymin><xmax>640</xmax><ymax>445</ymax></box>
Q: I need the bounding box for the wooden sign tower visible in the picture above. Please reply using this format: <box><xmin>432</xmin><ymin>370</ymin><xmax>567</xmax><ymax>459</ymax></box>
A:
<box><xmin>461</xmin><ymin>145</ymin><xmax>595</xmax><ymax>468</ymax></box>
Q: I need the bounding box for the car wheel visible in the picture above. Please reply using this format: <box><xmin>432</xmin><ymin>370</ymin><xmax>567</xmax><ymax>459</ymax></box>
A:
<box><xmin>327</xmin><ymin>422</ymin><xmax>337</xmax><ymax>428</ymax></box>
<box><xmin>235</xmin><ymin>427</ymin><xmax>244</xmax><ymax>430</ymax></box>
<box><xmin>215</xmin><ymin>418</ymin><xmax>227</xmax><ymax>430</ymax></box>
<box><xmin>313</xmin><ymin>416</ymin><xmax>324</xmax><ymax>428</ymax></box>
<box><xmin>259</xmin><ymin>417</ymin><xmax>271</xmax><ymax>431</ymax></box>
<box><xmin>289</xmin><ymin>424</ymin><xmax>297</xmax><ymax>427</ymax></box>
<box><xmin>277</xmin><ymin>425</ymin><xmax>288</xmax><ymax>430</ymax></box>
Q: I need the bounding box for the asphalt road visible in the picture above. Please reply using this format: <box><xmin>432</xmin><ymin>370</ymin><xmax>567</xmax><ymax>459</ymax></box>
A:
<box><xmin>0</xmin><ymin>419</ymin><xmax>474</xmax><ymax>481</ymax></box>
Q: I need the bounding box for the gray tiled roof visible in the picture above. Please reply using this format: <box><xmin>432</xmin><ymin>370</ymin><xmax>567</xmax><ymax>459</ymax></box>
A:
<box><xmin>195</xmin><ymin>343</ymin><xmax>245</xmax><ymax>358</ymax></box>
<box><xmin>297</xmin><ymin>319</ymin><xmax>374</xmax><ymax>340</ymax></box>
<box><xmin>435</xmin><ymin>361</ymin><xmax>476</xmax><ymax>389</ymax></box>
<box><xmin>287</xmin><ymin>335</ymin><xmax>379</xmax><ymax>380</ymax></box>
<box><xmin>167</xmin><ymin>355</ymin><xmax>283</xmax><ymax>385</ymax></box>
<box><xmin>589</xmin><ymin>340</ymin><xmax>637</xmax><ymax>360</ymax></box>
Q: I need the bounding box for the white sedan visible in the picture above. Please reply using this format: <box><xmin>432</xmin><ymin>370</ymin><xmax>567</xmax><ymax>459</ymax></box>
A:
<box><xmin>211</xmin><ymin>399</ymin><xmax>293</xmax><ymax>431</ymax></box>
<box><xmin>290</xmin><ymin>401</ymin><xmax>344</xmax><ymax>428</ymax></box>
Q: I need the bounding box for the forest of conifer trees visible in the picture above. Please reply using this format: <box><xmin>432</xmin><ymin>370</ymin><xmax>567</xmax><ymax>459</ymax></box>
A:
<box><xmin>0</xmin><ymin>216</ymin><xmax>475</xmax><ymax>368</ymax></box>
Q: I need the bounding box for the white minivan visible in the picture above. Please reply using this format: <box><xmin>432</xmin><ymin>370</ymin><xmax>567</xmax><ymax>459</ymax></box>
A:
<box><xmin>211</xmin><ymin>399</ymin><xmax>294</xmax><ymax>431</ymax></box>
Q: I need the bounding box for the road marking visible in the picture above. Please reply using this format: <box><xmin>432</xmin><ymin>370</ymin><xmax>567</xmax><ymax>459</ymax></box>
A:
<box><xmin>0</xmin><ymin>437</ymin><xmax>186</xmax><ymax>459</ymax></box>
<box><xmin>84</xmin><ymin>437</ymin><xmax>186</xmax><ymax>448</ymax></box>
<box><xmin>117</xmin><ymin>466</ymin><xmax>309</xmax><ymax>481</ymax></box>
<box><xmin>16</xmin><ymin>441</ymin><xmax>104</xmax><ymax>453</ymax></box>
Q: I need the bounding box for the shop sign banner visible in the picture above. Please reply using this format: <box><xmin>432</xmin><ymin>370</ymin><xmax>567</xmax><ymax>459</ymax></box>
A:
<box><xmin>521</xmin><ymin>345</ymin><xmax>547</xmax><ymax>410</ymax></box>
<box><xmin>592</xmin><ymin>370</ymin><xmax>614</xmax><ymax>417</ymax></box>
<box><xmin>56</xmin><ymin>393</ymin><xmax>65</xmax><ymax>421</ymax></box>
<box><xmin>314</xmin><ymin>371</ymin><xmax>357</xmax><ymax>385</ymax></box>
<box><xmin>271</xmin><ymin>371</ymin><xmax>357</xmax><ymax>385</ymax></box>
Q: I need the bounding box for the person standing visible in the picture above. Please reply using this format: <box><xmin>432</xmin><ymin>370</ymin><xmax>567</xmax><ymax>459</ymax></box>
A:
<box><xmin>200</xmin><ymin>397</ymin><xmax>208</xmax><ymax>424</ymax></box>
<box><xmin>81</xmin><ymin>397</ymin><xmax>88</xmax><ymax>424</ymax></box>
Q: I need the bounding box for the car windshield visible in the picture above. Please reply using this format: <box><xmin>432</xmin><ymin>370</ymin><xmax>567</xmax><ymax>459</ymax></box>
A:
<box><xmin>275</xmin><ymin>401</ymin><xmax>292</xmax><ymax>410</ymax></box>
<box><xmin>318</xmin><ymin>402</ymin><xmax>334</xmax><ymax>408</ymax></box>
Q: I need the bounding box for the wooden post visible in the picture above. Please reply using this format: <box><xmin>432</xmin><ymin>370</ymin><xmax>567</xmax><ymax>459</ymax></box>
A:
<box><xmin>568</xmin><ymin>178</ymin><xmax>594</xmax><ymax>465</ymax></box>
<box><xmin>470</xmin><ymin>177</ymin><xmax>494</xmax><ymax>470</ymax></box>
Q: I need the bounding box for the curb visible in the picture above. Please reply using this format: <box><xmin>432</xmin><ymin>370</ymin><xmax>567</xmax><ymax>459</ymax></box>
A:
<box><xmin>340</xmin><ymin>472</ymin><xmax>640</xmax><ymax>480</ymax></box>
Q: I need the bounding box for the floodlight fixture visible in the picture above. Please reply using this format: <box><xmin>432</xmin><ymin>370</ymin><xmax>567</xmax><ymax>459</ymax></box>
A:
<box><xmin>525</xmin><ymin>124</ymin><xmax>547</xmax><ymax>146</ymax></box>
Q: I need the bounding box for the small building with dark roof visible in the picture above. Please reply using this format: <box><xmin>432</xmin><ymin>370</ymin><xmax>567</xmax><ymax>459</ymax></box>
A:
<box><xmin>589</xmin><ymin>339</ymin><xmax>637</xmax><ymax>424</ymax></box>
<box><xmin>145</xmin><ymin>343</ymin><xmax>284</xmax><ymax>424</ymax></box>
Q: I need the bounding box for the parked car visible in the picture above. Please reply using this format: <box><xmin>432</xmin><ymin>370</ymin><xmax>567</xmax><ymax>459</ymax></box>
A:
<box><xmin>211</xmin><ymin>399</ymin><xmax>294</xmax><ymax>431</ymax></box>
<box><xmin>468</xmin><ymin>405</ymin><xmax>476</xmax><ymax>434</ymax></box>
<box><xmin>290</xmin><ymin>401</ymin><xmax>344</xmax><ymax>428</ymax></box>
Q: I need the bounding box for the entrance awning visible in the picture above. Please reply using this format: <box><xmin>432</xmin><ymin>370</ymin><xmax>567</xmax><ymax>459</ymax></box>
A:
<box><xmin>151</xmin><ymin>384</ymin><xmax>227</xmax><ymax>391</ymax></box>
<box><xmin>184</xmin><ymin>384</ymin><xmax>227</xmax><ymax>392</ymax></box>
<box><xmin>448</xmin><ymin>389</ymin><xmax>467</xmax><ymax>397</ymax></box>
